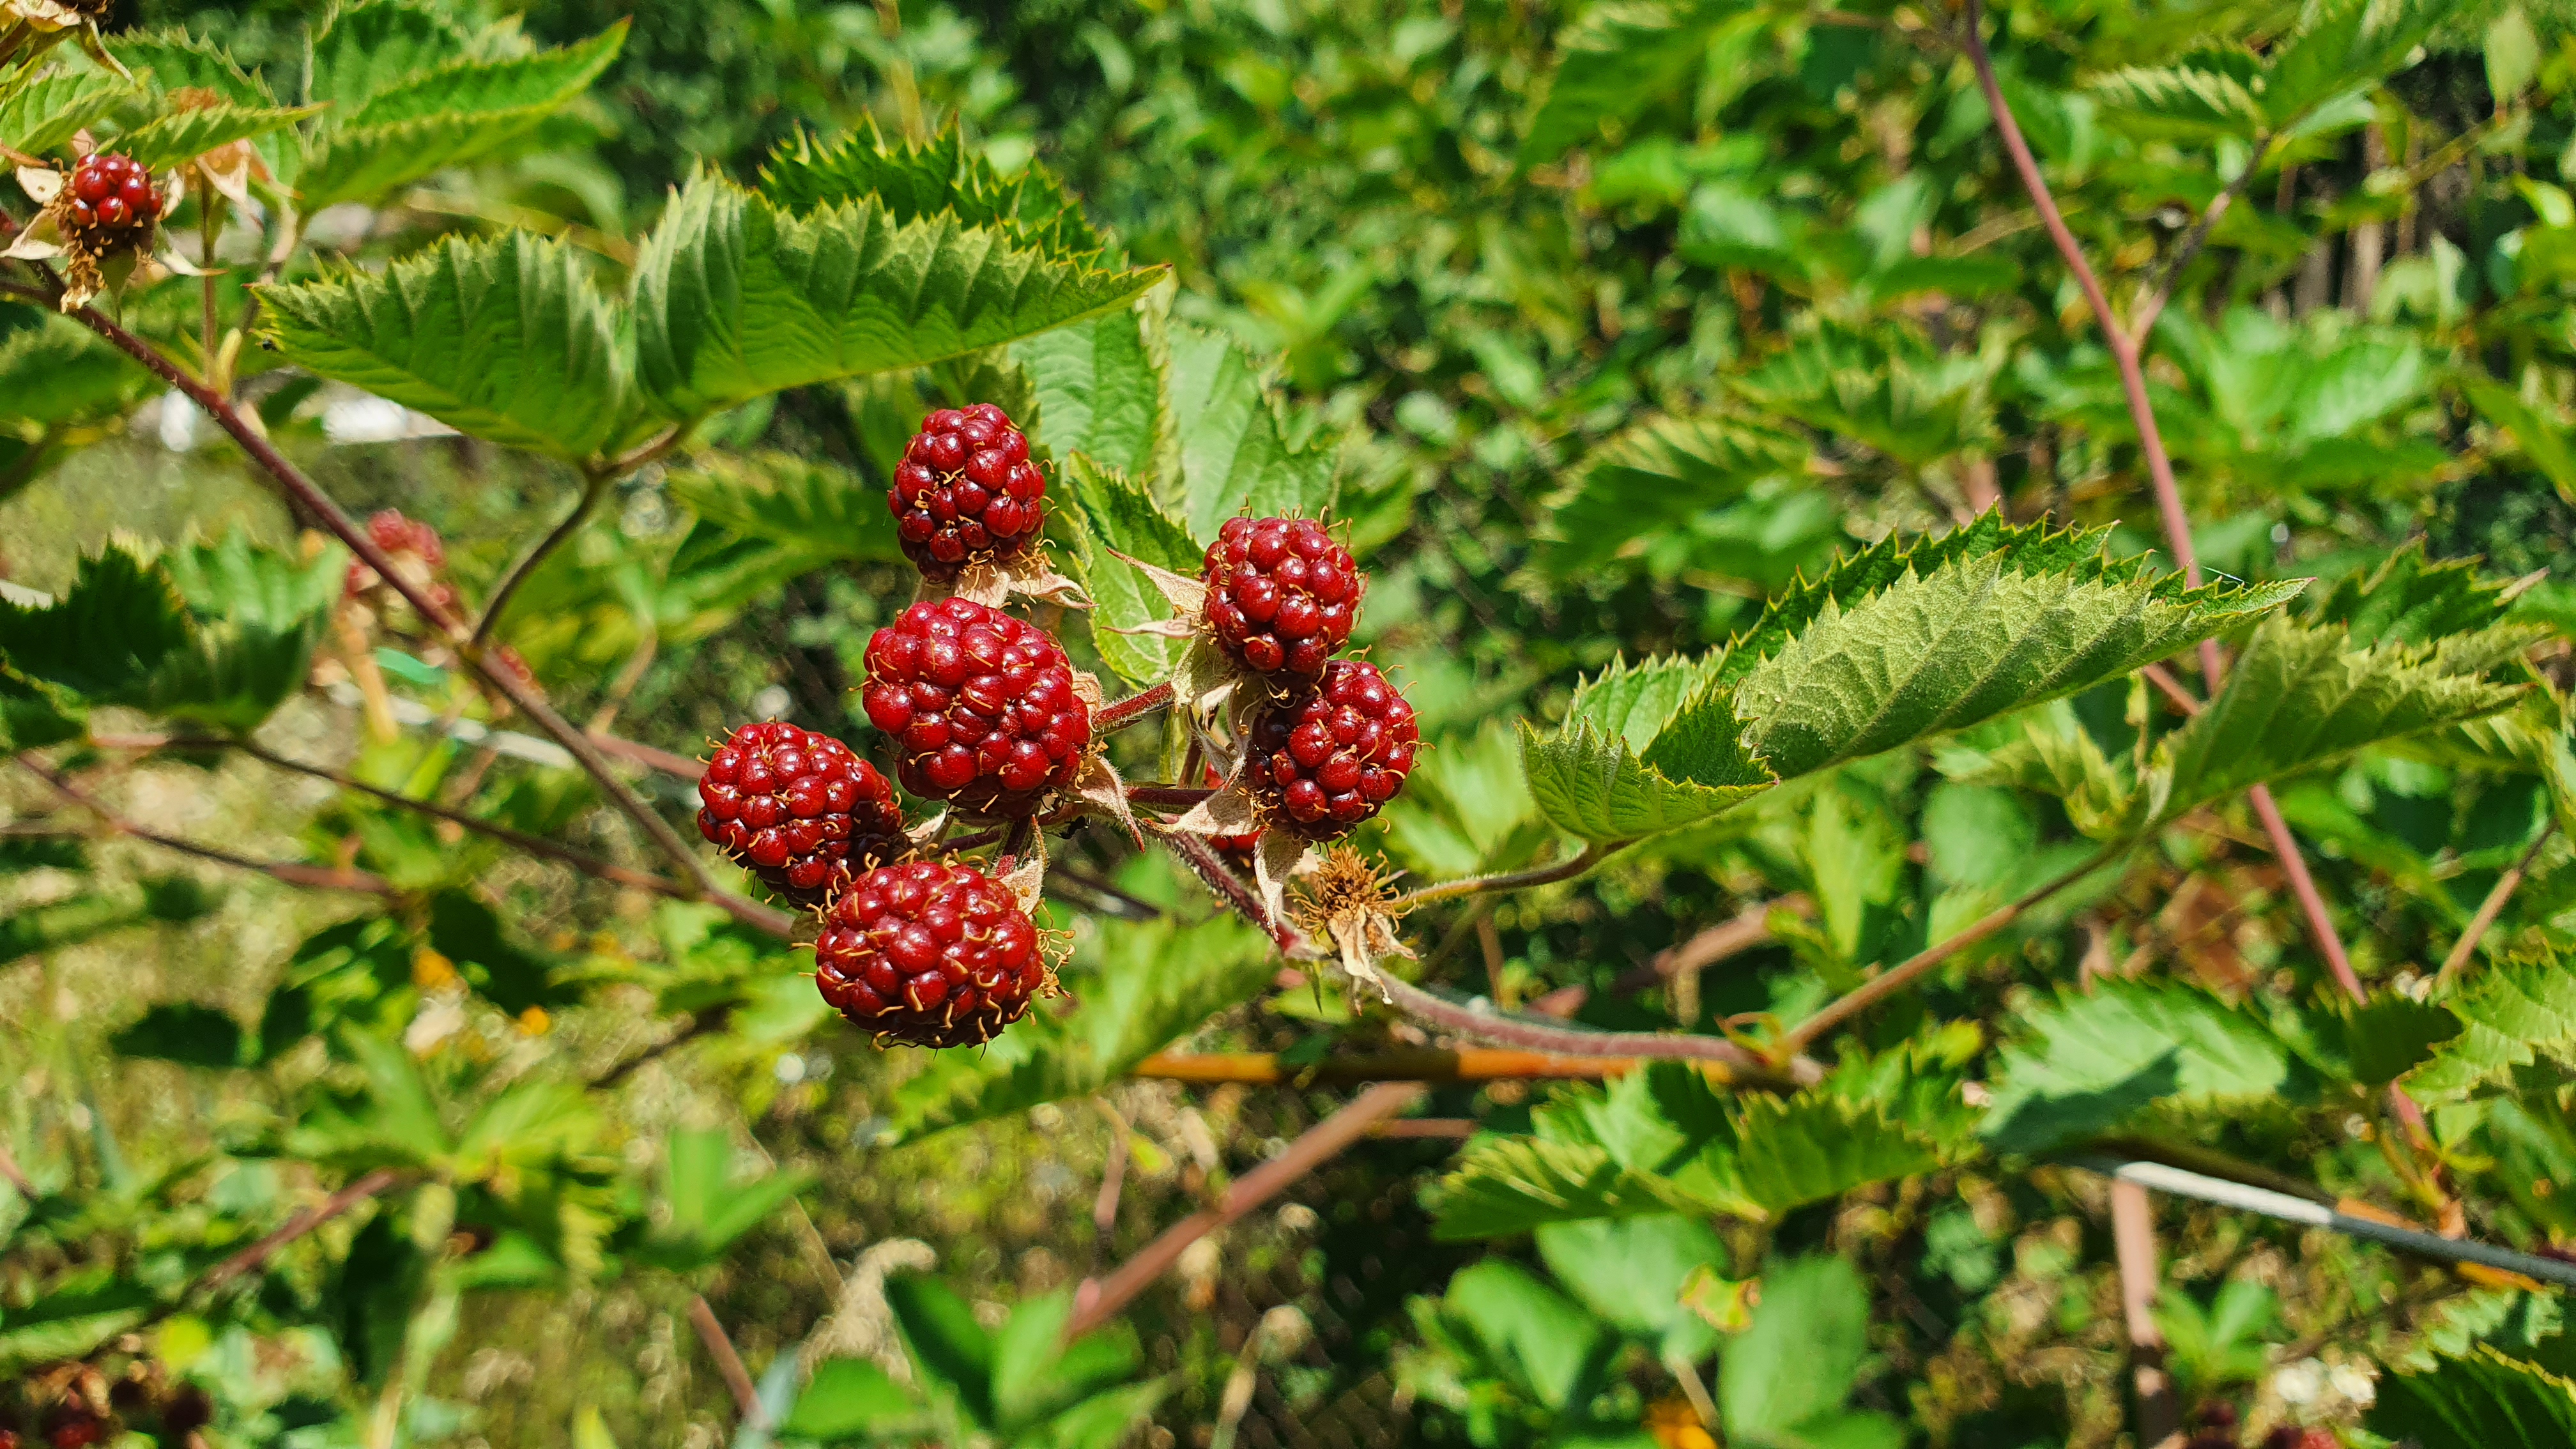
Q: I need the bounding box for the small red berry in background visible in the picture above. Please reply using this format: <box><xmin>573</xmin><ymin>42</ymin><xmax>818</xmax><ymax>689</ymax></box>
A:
<box><xmin>343</xmin><ymin>508</ymin><xmax>458</xmax><ymax>614</ymax></box>
<box><xmin>696</xmin><ymin>721</ymin><xmax>905</xmax><ymax>905</ymax></box>
<box><xmin>813</xmin><ymin>859</ymin><xmax>1047</xmax><ymax>1046</ymax></box>
<box><xmin>1246</xmin><ymin>659</ymin><xmax>1418</xmax><ymax>839</ymax></box>
<box><xmin>862</xmin><ymin>597</ymin><xmax>1090</xmax><ymax>818</ymax></box>
<box><xmin>1202</xmin><ymin>515</ymin><xmax>1362</xmax><ymax>681</ymax></box>
<box><xmin>61</xmin><ymin>153</ymin><xmax>160</xmax><ymax>245</ymax></box>
<box><xmin>888</xmin><ymin>404</ymin><xmax>1046</xmax><ymax>579</ymax></box>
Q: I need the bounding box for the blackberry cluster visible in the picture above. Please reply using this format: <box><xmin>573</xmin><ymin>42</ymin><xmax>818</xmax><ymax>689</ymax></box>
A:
<box><xmin>1202</xmin><ymin>514</ymin><xmax>1361</xmax><ymax>680</ymax></box>
<box><xmin>861</xmin><ymin>597</ymin><xmax>1090</xmax><ymax>818</ymax></box>
<box><xmin>813</xmin><ymin>859</ymin><xmax>1046</xmax><ymax>1045</ymax></box>
<box><xmin>889</xmin><ymin>404</ymin><xmax>1047</xmax><ymax>579</ymax></box>
<box><xmin>1244</xmin><ymin>659</ymin><xmax>1418</xmax><ymax>840</ymax></box>
<box><xmin>61</xmin><ymin>153</ymin><xmax>159</xmax><ymax>247</ymax></box>
<box><xmin>344</xmin><ymin>508</ymin><xmax>458</xmax><ymax>615</ymax></box>
<box><xmin>694</xmin><ymin>721</ymin><xmax>905</xmax><ymax>905</ymax></box>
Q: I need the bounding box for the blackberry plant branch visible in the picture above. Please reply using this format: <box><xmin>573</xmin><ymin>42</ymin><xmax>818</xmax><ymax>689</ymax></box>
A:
<box><xmin>1784</xmin><ymin>841</ymin><xmax>2128</xmax><ymax>1052</ymax></box>
<box><xmin>18</xmin><ymin>752</ymin><xmax>397</xmax><ymax>895</ymax></box>
<box><xmin>473</xmin><ymin>425</ymin><xmax>694</xmax><ymax>647</ymax></box>
<box><xmin>40</xmin><ymin>296</ymin><xmax>729</xmax><ymax>900</ymax></box>
<box><xmin>1961</xmin><ymin>2</ymin><xmax>2371</xmax><ymax>1002</ymax></box>
<box><xmin>1370</xmin><ymin>975</ymin><xmax>1803</xmax><ymax>1085</ymax></box>
<box><xmin>2438</xmin><ymin>818</ymin><xmax>2560</xmax><ymax>986</ymax></box>
<box><xmin>1094</xmin><ymin>681</ymin><xmax>1174</xmax><ymax>734</ymax></box>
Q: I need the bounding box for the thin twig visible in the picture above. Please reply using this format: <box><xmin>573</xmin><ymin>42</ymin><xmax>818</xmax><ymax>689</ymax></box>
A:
<box><xmin>2129</xmin><ymin>134</ymin><xmax>2276</xmax><ymax>342</ymax></box>
<box><xmin>689</xmin><ymin>1294</ymin><xmax>767</xmax><ymax>1428</ymax></box>
<box><xmin>1089</xmin><ymin>1098</ymin><xmax>1130</xmax><ymax>1279</ymax></box>
<box><xmin>18</xmin><ymin>754</ymin><xmax>396</xmax><ymax>895</ymax></box>
<box><xmin>0</xmin><ymin>1142</ymin><xmax>34</xmax><ymax>1197</ymax></box>
<box><xmin>1392</xmin><ymin>839</ymin><xmax>1629</xmax><ymax>912</ymax></box>
<box><xmin>473</xmin><ymin>470</ymin><xmax>612</xmax><ymax>646</ymax></box>
<box><xmin>2109</xmin><ymin>1180</ymin><xmax>2182</xmax><ymax>1446</ymax></box>
<box><xmin>1064</xmin><ymin>1082</ymin><xmax>1424</xmax><ymax>1341</ymax></box>
<box><xmin>1149</xmin><ymin>824</ymin><xmax>1303</xmax><ymax>953</ymax></box>
<box><xmin>1133</xmin><ymin>1048</ymin><xmax>1646</xmax><ymax>1084</ymax></box>
<box><xmin>1526</xmin><ymin>895</ymin><xmax>1810</xmax><ymax>1018</ymax></box>
<box><xmin>590</xmin><ymin>1008</ymin><xmax>735</xmax><ymax>1089</ymax></box>
<box><xmin>197</xmin><ymin>1168</ymin><xmax>406</xmax><ymax>1296</ymax></box>
<box><xmin>1784</xmin><ymin>843</ymin><xmax>2124</xmax><ymax>1052</ymax></box>
<box><xmin>2249</xmin><ymin>785</ymin><xmax>2366</xmax><ymax>1001</ymax></box>
<box><xmin>2438</xmin><ymin>819</ymin><xmax>2559</xmax><ymax>986</ymax></box>
<box><xmin>1374</xmin><ymin>976</ymin><xmax>1800</xmax><ymax>1084</ymax></box>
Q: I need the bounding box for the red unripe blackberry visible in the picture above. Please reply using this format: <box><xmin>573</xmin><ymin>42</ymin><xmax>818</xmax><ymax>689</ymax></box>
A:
<box><xmin>696</xmin><ymin>721</ymin><xmax>905</xmax><ymax>905</ymax></box>
<box><xmin>62</xmin><ymin>153</ymin><xmax>159</xmax><ymax>243</ymax></box>
<box><xmin>1245</xmin><ymin>659</ymin><xmax>1417</xmax><ymax>840</ymax></box>
<box><xmin>813</xmin><ymin>858</ymin><xmax>1046</xmax><ymax>1046</ymax></box>
<box><xmin>344</xmin><ymin>508</ymin><xmax>457</xmax><ymax>613</ymax></box>
<box><xmin>888</xmin><ymin>403</ymin><xmax>1046</xmax><ymax>579</ymax></box>
<box><xmin>1202</xmin><ymin>515</ymin><xmax>1361</xmax><ymax>680</ymax></box>
<box><xmin>861</xmin><ymin>597</ymin><xmax>1090</xmax><ymax>818</ymax></box>
<box><xmin>42</xmin><ymin>1414</ymin><xmax>104</xmax><ymax>1449</ymax></box>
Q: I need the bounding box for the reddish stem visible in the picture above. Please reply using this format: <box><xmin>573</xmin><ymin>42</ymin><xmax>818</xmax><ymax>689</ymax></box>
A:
<box><xmin>19</xmin><ymin>753</ymin><xmax>396</xmax><ymax>895</ymax></box>
<box><xmin>1064</xmin><ymin>1082</ymin><xmax>1424</xmax><ymax>1340</ymax></box>
<box><xmin>1094</xmin><ymin>681</ymin><xmax>1175</xmax><ymax>734</ymax></box>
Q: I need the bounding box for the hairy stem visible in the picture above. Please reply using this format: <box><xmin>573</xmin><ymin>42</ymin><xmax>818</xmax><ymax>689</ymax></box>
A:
<box><xmin>1392</xmin><ymin>839</ymin><xmax>1630</xmax><ymax>912</ymax></box>
<box><xmin>1134</xmin><ymin>1048</ymin><xmax>1649</xmax><ymax>1084</ymax></box>
<box><xmin>197</xmin><ymin>1168</ymin><xmax>406</xmax><ymax>1297</ymax></box>
<box><xmin>1151</xmin><ymin>824</ymin><xmax>1303</xmax><ymax>953</ymax></box>
<box><xmin>1124</xmin><ymin>784</ymin><xmax>1216</xmax><ymax>809</ymax></box>
<box><xmin>1094</xmin><ymin>681</ymin><xmax>1175</xmax><ymax>734</ymax></box>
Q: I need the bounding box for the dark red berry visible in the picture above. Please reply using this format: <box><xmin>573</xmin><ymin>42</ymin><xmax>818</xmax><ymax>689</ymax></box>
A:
<box><xmin>1202</xmin><ymin>515</ymin><xmax>1362</xmax><ymax>681</ymax></box>
<box><xmin>42</xmin><ymin>1414</ymin><xmax>104</xmax><ymax>1449</ymax></box>
<box><xmin>861</xmin><ymin>597</ymin><xmax>1090</xmax><ymax>818</ymax></box>
<box><xmin>813</xmin><ymin>858</ymin><xmax>1046</xmax><ymax>1046</ymax></box>
<box><xmin>887</xmin><ymin>403</ymin><xmax>1046</xmax><ymax>580</ymax></box>
<box><xmin>2260</xmin><ymin>1432</ymin><xmax>2338</xmax><ymax>1449</ymax></box>
<box><xmin>61</xmin><ymin>153</ymin><xmax>158</xmax><ymax>245</ymax></box>
<box><xmin>696</xmin><ymin>721</ymin><xmax>905</xmax><ymax>905</ymax></box>
<box><xmin>1245</xmin><ymin>659</ymin><xmax>1417</xmax><ymax>840</ymax></box>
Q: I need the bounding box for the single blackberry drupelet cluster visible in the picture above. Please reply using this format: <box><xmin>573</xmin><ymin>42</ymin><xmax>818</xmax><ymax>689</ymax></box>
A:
<box><xmin>61</xmin><ymin>153</ymin><xmax>158</xmax><ymax>247</ymax></box>
<box><xmin>889</xmin><ymin>404</ymin><xmax>1047</xmax><ymax>579</ymax></box>
<box><xmin>813</xmin><ymin>859</ymin><xmax>1046</xmax><ymax>1046</ymax></box>
<box><xmin>861</xmin><ymin>597</ymin><xmax>1091</xmax><ymax>818</ymax></box>
<box><xmin>1202</xmin><ymin>515</ymin><xmax>1362</xmax><ymax>680</ymax></box>
<box><xmin>695</xmin><ymin>721</ymin><xmax>905</xmax><ymax>905</ymax></box>
<box><xmin>1245</xmin><ymin>659</ymin><xmax>1418</xmax><ymax>840</ymax></box>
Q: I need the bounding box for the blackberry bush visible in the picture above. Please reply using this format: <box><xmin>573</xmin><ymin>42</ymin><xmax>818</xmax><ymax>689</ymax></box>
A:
<box><xmin>812</xmin><ymin>858</ymin><xmax>1048</xmax><ymax>1046</ymax></box>
<box><xmin>860</xmin><ymin>597</ymin><xmax>1091</xmax><ymax>818</ymax></box>
<box><xmin>694</xmin><ymin>721</ymin><xmax>905</xmax><ymax>905</ymax></box>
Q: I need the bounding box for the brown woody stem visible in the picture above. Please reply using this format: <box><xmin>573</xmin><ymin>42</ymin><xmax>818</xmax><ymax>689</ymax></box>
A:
<box><xmin>2438</xmin><ymin>819</ymin><xmax>2559</xmax><ymax>987</ymax></box>
<box><xmin>1391</xmin><ymin>839</ymin><xmax>1630</xmax><ymax>912</ymax></box>
<box><xmin>1134</xmin><ymin>1048</ymin><xmax>1645</xmax><ymax>1084</ymax></box>
<box><xmin>1372</xmin><ymin>975</ymin><xmax>1800</xmax><ymax>1085</ymax></box>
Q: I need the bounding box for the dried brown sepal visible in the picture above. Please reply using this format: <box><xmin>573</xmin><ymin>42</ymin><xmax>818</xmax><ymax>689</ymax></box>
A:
<box><xmin>944</xmin><ymin>544</ymin><xmax>1091</xmax><ymax>610</ymax></box>
<box><xmin>1252</xmin><ymin>827</ymin><xmax>1318</xmax><ymax>935</ymax></box>
<box><xmin>1290</xmin><ymin>844</ymin><xmax>1411</xmax><ymax>1000</ymax></box>
<box><xmin>998</xmin><ymin>834</ymin><xmax>1049</xmax><ymax>917</ymax></box>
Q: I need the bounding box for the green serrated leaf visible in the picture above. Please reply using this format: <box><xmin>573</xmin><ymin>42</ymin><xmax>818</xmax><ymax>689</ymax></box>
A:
<box><xmin>1518</xmin><ymin>718</ymin><xmax>1773</xmax><ymax>843</ymax></box>
<box><xmin>1719</xmin><ymin>533</ymin><xmax>2303</xmax><ymax>782</ymax></box>
<box><xmin>1520</xmin><ymin>0</ymin><xmax>1735</xmax><ymax>165</ymax></box>
<box><xmin>0</xmin><ymin>548</ymin><xmax>191</xmax><ymax>702</ymax></box>
<box><xmin>1729</xmin><ymin>1092</ymin><xmax>1948</xmax><ymax>1214</ymax></box>
<box><xmin>2369</xmin><ymin>1347</ymin><xmax>2576</xmax><ymax>1446</ymax></box>
<box><xmin>2306</xmin><ymin>542</ymin><xmax>2519</xmax><ymax>648</ymax></box>
<box><xmin>114</xmin><ymin>28</ymin><xmax>277</xmax><ymax>107</ymax></box>
<box><xmin>1536</xmin><ymin>414</ymin><xmax>1805</xmax><ymax>577</ymax></box>
<box><xmin>1015</xmin><ymin>290</ymin><xmax>1174</xmax><ymax>486</ymax></box>
<box><xmin>2153</xmin><ymin>617</ymin><xmax>2528</xmax><ymax>822</ymax></box>
<box><xmin>346</xmin><ymin>24</ymin><xmax>625</xmax><ymax>128</ymax></box>
<box><xmin>665</xmin><ymin>450</ymin><xmax>900</xmax><ymax>562</ymax></box>
<box><xmin>1430</xmin><ymin>1134</ymin><xmax>1701</xmax><ymax>1241</ymax></box>
<box><xmin>0</xmin><ymin>66</ymin><xmax>137</xmax><ymax>156</ymax></box>
<box><xmin>306</xmin><ymin>0</ymin><xmax>475</xmax><ymax>110</ymax></box>
<box><xmin>632</xmin><ymin>171</ymin><xmax>1164</xmax><ymax>419</ymax></box>
<box><xmin>1167</xmin><ymin>321</ymin><xmax>1338</xmax><ymax>542</ymax></box>
<box><xmin>258</xmin><ymin>231</ymin><xmax>632</xmax><ymax>459</ymax></box>
<box><xmin>1982</xmin><ymin>979</ymin><xmax>2299</xmax><ymax>1154</ymax></box>
<box><xmin>2085</xmin><ymin>53</ymin><xmax>2267</xmax><ymax>142</ymax></box>
<box><xmin>760</xmin><ymin>119</ymin><xmax>1108</xmax><ymax>264</ymax></box>
<box><xmin>0</xmin><ymin>314</ymin><xmax>148</xmax><ymax>429</ymax></box>
<box><xmin>293</xmin><ymin>25</ymin><xmax>622</xmax><ymax>210</ymax></box>
<box><xmin>2321</xmin><ymin>993</ymin><xmax>2465</xmax><ymax>1087</ymax></box>
<box><xmin>1055</xmin><ymin>454</ymin><xmax>1199</xmax><ymax>687</ymax></box>
<box><xmin>2413</xmin><ymin>951</ymin><xmax>2576</xmax><ymax>1100</ymax></box>
<box><xmin>116</xmin><ymin>101</ymin><xmax>321</xmax><ymax>169</ymax></box>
